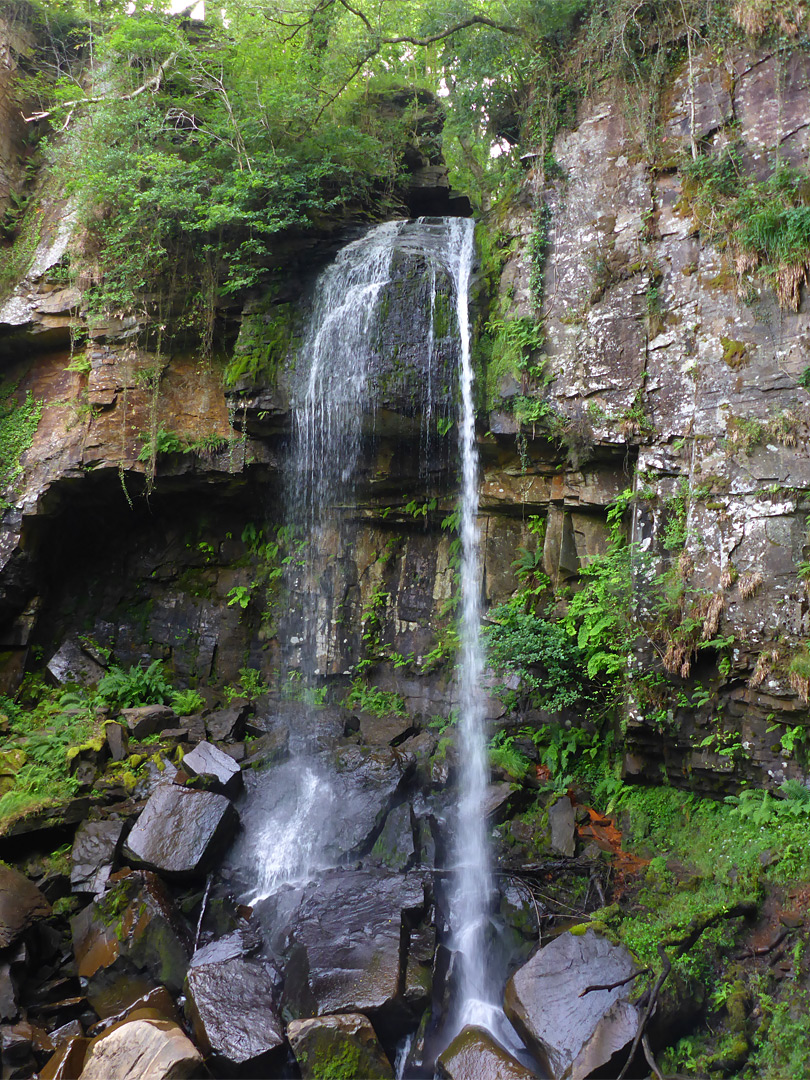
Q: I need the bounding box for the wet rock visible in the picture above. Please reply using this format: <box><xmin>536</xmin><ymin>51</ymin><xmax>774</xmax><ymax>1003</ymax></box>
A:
<box><xmin>47</xmin><ymin>640</ymin><xmax>106</xmax><ymax>687</ymax></box>
<box><xmin>325</xmin><ymin>744</ymin><xmax>415</xmax><ymax>861</ymax></box>
<box><xmin>281</xmin><ymin>869</ymin><xmax>426</xmax><ymax>1036</ymax></box>
<box><xmin>288</xmin><ymin>1013</ymin><xmax>393</xmax><ymax>1080</ymax></box>
<box><xmin>483</xmin><ymin>782</ymin><xmax>515</xmax><ymax>822</ymax></box>
<box><xmin>242</xmin><ymin>725</ymin><xmax>289</xmax><ymax>766</ymax></box>
<box><xmin>71</xmin><ymin>820</ymin><xmax>124</xmax><ymax>897</ymax></box>
<box><xmin>504</xmin><ymin>929</ymin><xmax>640</xmax><ymax>1080</ymax></box>
<box><xmin>71</xmin><ymin>870</ymin><xmax>190</xmax><ymax>1018</ymax></box>
<box><xmin>77</xmin><ymin>1018</ymin><xmax>202</xmax><ymax>1080</ymax></box>
<box><xmin>185</xmin><ymin>929</ymin><xmax>283</xmax><ymax>1071</ymax></box>
<box><xmin>205</xmin><ymin>703</ymin><xmax>249</xmax><ymax>742</ymax></box>
<box><xmin>0</xmin><ymin>1021</ymin><xmax>40</xmax><ymax>1077</ymax></box>
<box><xmin>181</xmin><ymin>741</ymin><xmax>242</xmax><ymax>797</ymax></box>
<box><xmin>371</xmin><ymin>801</ymin><xmax>415</xmax><ymax>870</ymax></box>
<box><xmin>357</xmin><ymin>711</ymin><xmax>417</xmax><ymax>746</ymax></box>
<box><xmin>438</xmin><ymin>1026</ymin><xmax>535</xmax><ymax>1080</ymax></box>
<box><xmin>39</xmin><ymin>1035</ymin><xmax>90</xmax><ymax>1079</ymax></box>
<box><xmin>0</xmin><ymin>865</ymin><xmax>51</xmax><ymax>947</ymax></box>
<box><xmin>120</xmin><ymin>705</ymin><xmax>176</xmax><ymax>741</ymax></box>
<box><xmin>122</xmin><ymin>785</ymin><xmax>237</xmax><ymax>879</ymax></box>
<box><xmin>548</xmin><ymin>796</ymin><xmax>576</xmax><ymax>857</ymax></box>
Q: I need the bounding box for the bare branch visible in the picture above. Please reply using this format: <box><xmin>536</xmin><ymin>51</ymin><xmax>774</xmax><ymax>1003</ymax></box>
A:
<box><xmin>21</xmin><ymin>52</ymin><xmax>178</xmax><ymax>124</ymax></box>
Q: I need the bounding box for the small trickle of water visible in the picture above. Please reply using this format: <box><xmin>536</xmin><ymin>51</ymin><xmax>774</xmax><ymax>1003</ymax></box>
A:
<box><xmin>244</xmin><ymin>762</ymin><xmax>330</xmax><ymax>904</ymax></box>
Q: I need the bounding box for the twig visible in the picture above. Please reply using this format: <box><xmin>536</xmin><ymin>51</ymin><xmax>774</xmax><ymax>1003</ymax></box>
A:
<box><xmin>737</xmin><ymin>928</ymin><xmax>788</xmax><ymax>959</ymax></box>
<box><xmin>642</xmin><ymin>1032</ymin><xmax>664</xmax><ymax>1080</ymax></box>
<box><xmin>579</xmin><ymin>968</ymin><xmax>651</xmax><ymax>997</ymax></box>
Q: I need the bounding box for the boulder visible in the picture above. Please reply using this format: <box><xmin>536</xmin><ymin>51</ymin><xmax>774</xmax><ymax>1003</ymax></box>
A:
<box><xmin>71</xmin><ymin>819</ymin><xmax>124</xmax><ymax>897</ymax></box>
<box><xmin>120</xmin><ymin>706</ymin><xmax>177</xmax><ymax>741</ymax></box>
<box><xmin>242</xmin><ymin>725</ymin><xmax>289</xmax><ymax>767</ymax></box>
<box><xmin>47</xmin><ymin>640</ymin><xmax>106</xmax><ymax>687</ymax></box>
<box><xmin>0</xmin><ymin>865</ymin><xmax>51</xmax><ymax>947</ymax></box>
<box><xmin>357</xmin><ymin>711</ymin><xmax>417</xmax><ymax>747</ymax></box>
<box><xmin>71</xmin><ymin>870</ymin><xmax>190</xmax><ymax>1018</ymax></box>
<box><xmin>326</xmin><ymin>744</ymin><xmax>415</xmax><ymax>861</ymax></box>
<box><xmin>438</xmin><ymin>1026</ymin><xmax>535</xmax><ymax>1080</ymax></box>
<box><xmin>122</xmin><ymin>785</ymin><xmax>237</xmax><ymax>879</ymax></box>
<box><xmin>281</xmin><ymin>869</ymin><xmax>425</xmax><ymax>1037</ymax></box>
<box><xmin>287</xmin><ymin>1013</ymin><xmax>393</xmax><ymax>1079</ymax></box>
<box><xmin>548</xmin><ymin>796</ymin><xmax>576</xmax><ymax>857</ymax></box>
<box><xmin>180</xmin><ymin>741</ymin><xmax>242</xmax><ymax>797</ymax></box>
<box><xmin>205</xmin><ymin>703</ymin><xmax>249</xmax><ymax>742</ymax></box>
<box><xmin>483</xmin><ymin>782</ymin><xmax>515</xmax><ymax>822</ymax></box>
<box><xmin>77</xmin><ymin>1018</ymin><xmax>202</xmax><ymax>1080</ymax></box>
<box><xmin>504</xmin><ymin>929</ymin><xmax>641</xmax><ymax>1080</ymax></box>
<box><xmin>185</xmin><ymin>930</ymin><xmax>283</xmax><ymax>1071</ymax></box>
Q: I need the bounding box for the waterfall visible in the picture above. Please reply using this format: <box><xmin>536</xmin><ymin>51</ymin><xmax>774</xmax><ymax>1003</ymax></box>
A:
<box><xmin>445</xmin><ymin>218</ymin><xmax>495</xmax><ymax>1024</ymax></box>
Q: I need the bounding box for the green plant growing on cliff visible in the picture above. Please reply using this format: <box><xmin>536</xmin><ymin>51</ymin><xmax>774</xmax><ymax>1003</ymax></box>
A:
<box><xmin>0</xmin><ymin>387</ymin><xmax>43</xmax><ymax>510</ymax></box>
<box><xmin>343</xmin><ymin>678</ymin><xmax>406</xmax><ymax>718</ymax></box>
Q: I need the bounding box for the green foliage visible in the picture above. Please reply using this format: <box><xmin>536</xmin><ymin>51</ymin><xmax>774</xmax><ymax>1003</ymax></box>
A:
<box><xmin>224</xmin><ymin>666</ymin><xmax>267</xmax><ymax>702</ymax></box>
<box><xmin>343</xmin><ymin>678</ymin><xmax>406</xmax><ymax>718</ymax></box>
<box><xmin>96</xmin><ymin>660</ymin><xmax>173</xmax><ymax>711</ymax></box>
<box><xmin>136</xmin><ymin>427</ymin><xmax>185</xmax><ymax>462</ymax></box>
<box><xmin>0</xmin><ymin>386</ymin><xmax>43</xmax><ymax>508</ymax></box>
<box><xmin>171</xmin><ymin>688</ymin><xmax>205</xmax><ymax>716</ymax></box>
<box><xmin>484</xmin><ymin>599</ymin><xmax>587</xmax><ymax>711</ymax></box>
<box><xmin>489</xmin><ymin>730</ymin><xmax>531</xmax><ymax>780</ymax></box>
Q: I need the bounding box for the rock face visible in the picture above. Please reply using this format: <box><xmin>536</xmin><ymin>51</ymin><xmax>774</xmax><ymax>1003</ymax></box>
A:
<box><xmin>77</xmin><ymin>1018</ymin><xmax>202</xmax><ymax>1080</ymax></box>
<box><xmin>504</xmin><ymin>930</ymin><xmax>640</xmax><ymax>1080</ymax></box>
<box><xmin>437</xmin><ymin>1026</ymin><xmax>535</xmax><ymax>1080</ymax></box>
<box><xmin>123</xmin><ymin>786</ymin><xmax>237</xmax><ymax>879</ymax></box>
<box><xmin>287</xmin><ymin>1013</ymin><xmax>393</xmax><ymax>1080</ymax></box>
<box><xmin>0</xmin><ymin>865</ymin><xmax>51</xmax><ymax>947</ymax></box>
<box><xmin>185</xmin><ymin>930</ymin><xmax>283</xmax><ymax>1070</ymax></box>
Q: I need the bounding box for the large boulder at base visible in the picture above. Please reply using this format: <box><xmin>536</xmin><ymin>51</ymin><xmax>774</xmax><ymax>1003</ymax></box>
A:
<box><xmin>78</xmin><ymin>1018</ymin><xmax>202</xmax><ymax>1080</ymax></box>
<box><xmin>71</xmin><ymin>870</ymin><xmax>190</xmax><ymax>1018</ymax></box>
<box><xmin>0</xmin><ymin>865</ymin><xmax>51</xmax><ymax>947</ymax></box>
<box><xmin>181</xmin><ymin>741</ymin><xmax>242</xmax><ymax>797</ymax></box>
<box><xmin>71</xmin><ymin>819</ymin><xmax>124</xmax><ymax>896</ymax></box>
<box><xmin>287</xmin><ymin>1013</ymin><xmax>393</xmax><ymax>1080</ymax></box>
<box><xmin>325</xmin><ymin>744</ymin><xmax>415</xmax><ymax>860</ymax></box>
<box><xmin>205</xmin><ymin>703</ymin><xmax>249</xmax><ymax>742</ymax></box>
<box><xmin>504</xmin><ymin>929</ymin><xmax>641</xmax><ymax>1080</ymax></box>
<box><xmin>438</xmin><ymin>1026</ymin><xmax>536</xmax><ymax>1080</ymax></box>
<box><xmin>280</xmin><ymin>869</ymin><xmax>426</xmax><ymax>1036</ymax></box>
<box><xmin>123</xmin><ymin>785</ymin><xmax>237</xmax><ymax>879</ymax></box>
<box><xmin>185</xmin><ymin>930</ymin><xmax>283</xmax><ymax>1070</ymax></box>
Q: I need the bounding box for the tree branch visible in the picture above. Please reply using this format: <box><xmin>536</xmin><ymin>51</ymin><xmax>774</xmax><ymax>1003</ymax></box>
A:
<box><xmin>21</xmin><ymin>52</ymin><xmax>178</xmax><ymax>123</ymax></box>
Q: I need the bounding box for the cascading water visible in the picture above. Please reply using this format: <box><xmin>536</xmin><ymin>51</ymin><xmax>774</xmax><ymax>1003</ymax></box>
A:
<box><xmin>445</xmin><ymin>217</ymin><xmax>495</xmax><ymax>1022</ymax></box>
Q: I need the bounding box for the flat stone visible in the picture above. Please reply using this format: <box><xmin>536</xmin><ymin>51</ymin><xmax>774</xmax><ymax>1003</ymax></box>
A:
<box><xmin>77</xmin><ymin>1018</ymin><xmax>202</xmax><ymax>1080</ymax></box>
<box><xmin>71</xmin><ymin>819</ymin><xmax>124</xmax><ymax>896</ymax></box>
<box><xmin>185</xmin><ymin>930</ymin><xmax>283</xmax><ymax>1069</ymax></box>
<box><xmin>123</xmin><ymin>785</ymin><xmax>237</xmax><ymax>879</ymax></box>
<box><xmin>483</xmin><ymin>782</ymin><xmax>515</xmax><ymax>822</ymax></box>
<box><xmin>548</xmin><ymin>796</ymin><xmax>576</xmax><ymax>857</ymax></box>
<box><xmin>504</xmin><ymin>929</ymin><xmax>640</xmax><ymax>1080</ymax></box>
<box><xmin>0</xmin><ymin>865</ymin><xmax>51</xmax><ymax>948</ymax></box>
<box><xmin>119</xmin><ymin>706</ymin><xmax>177</xmax><ymax>741</ymax></box>
<box><xmin>288</xmin><ymin>1013</ymin><xmax>393</xmax><ymax>1080</ymax></box>
<box><xmin>181</xmin><ymin>741</ymin><xmax>242</xmax><ymax>797</ymax></box>
<box><xmin>438</xmin><ymin>1026</ymin><xmax>535</xmax><ymax>1080</ymax></box>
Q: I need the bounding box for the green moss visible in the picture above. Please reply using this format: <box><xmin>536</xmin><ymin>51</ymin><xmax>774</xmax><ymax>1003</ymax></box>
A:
<box><xmin>720</xmin><ymin>337</ymin><xmax>749</xmax><ymax>369</ymax></box>
<box><xmin>224</xmin><ymin>301</ymin><xmax>298</xmax><ymax>388</ymax></box>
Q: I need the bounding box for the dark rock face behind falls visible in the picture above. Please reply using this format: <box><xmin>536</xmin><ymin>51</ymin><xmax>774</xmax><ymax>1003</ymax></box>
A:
<box><xmin>1</xmin><ymin>17</ymin><xmax>810</xmax><ymax>1080</ymax></box>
